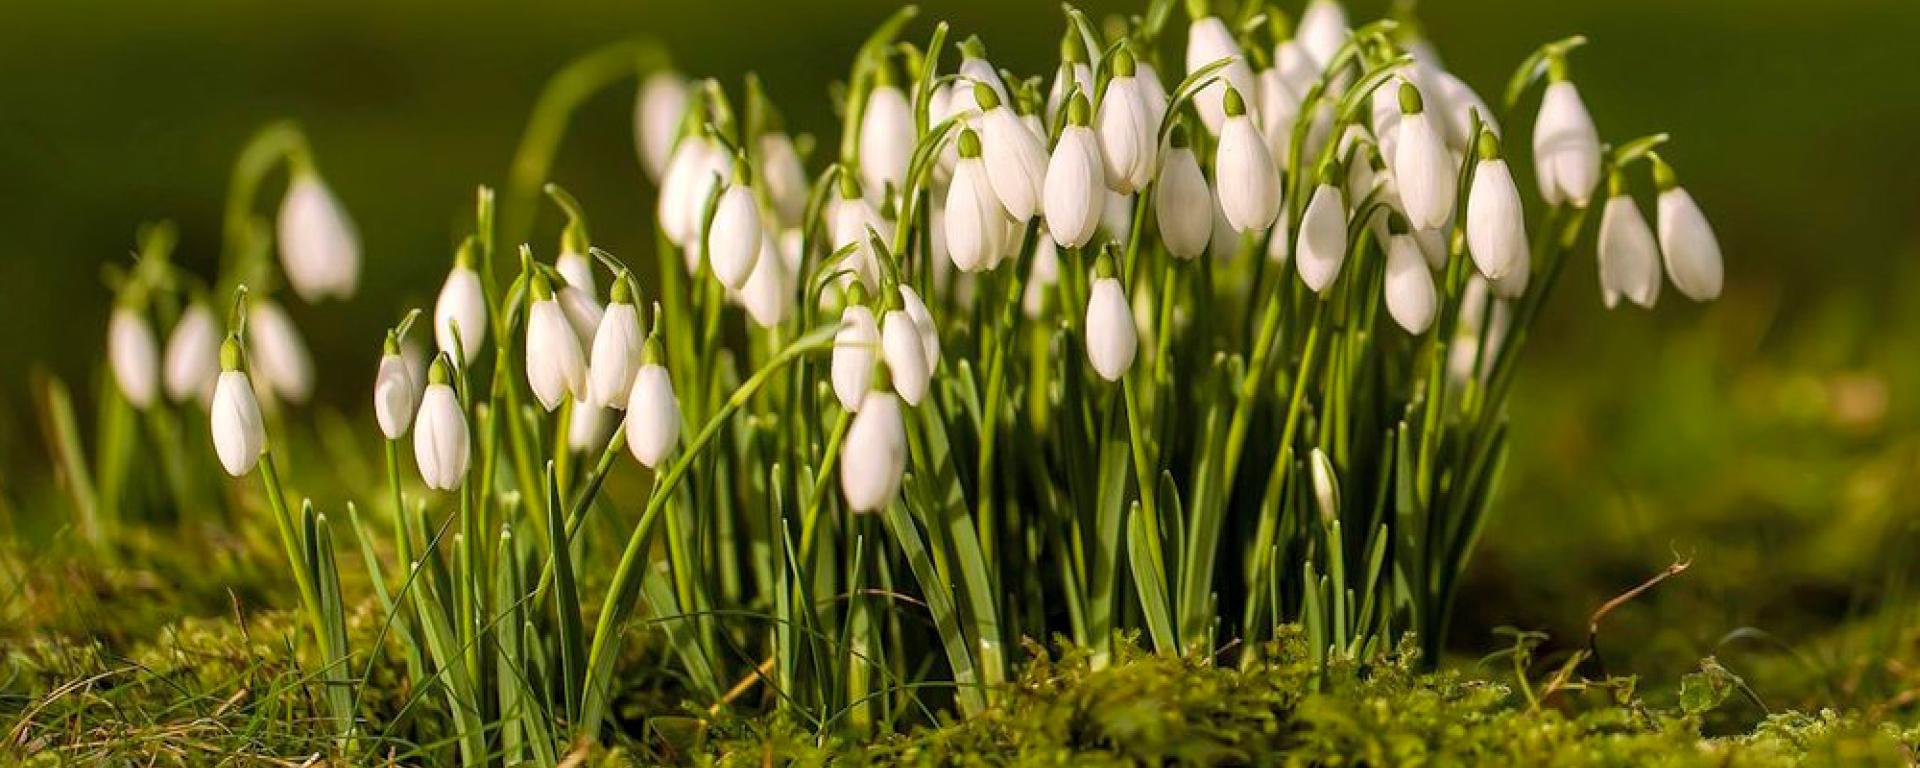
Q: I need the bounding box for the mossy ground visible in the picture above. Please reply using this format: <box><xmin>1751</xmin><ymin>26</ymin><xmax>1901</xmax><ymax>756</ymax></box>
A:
<box><xmin>4</xmin><ymin>539</ymin><xmax>1914</xmax><ymax>766</ymax></box>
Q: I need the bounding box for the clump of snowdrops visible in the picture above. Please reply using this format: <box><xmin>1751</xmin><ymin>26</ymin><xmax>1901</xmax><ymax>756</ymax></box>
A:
<box><xmin>66</xmin><ymin>0</ymin><xmax>1724</xmax><ymax>760</ymax></box>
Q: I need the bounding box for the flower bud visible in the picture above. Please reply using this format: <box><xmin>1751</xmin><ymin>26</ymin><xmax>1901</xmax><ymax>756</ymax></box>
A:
<box><xmin>945</xmin><ymin>131</ymin><xmax>1013</xmax><ymax>272</ymax></box>
<box><xmin>659</xmin><ymin>134</ymin><xmax>731</xmax><ymax>247</ymax></box>
<box><xmin>1654</xmin><ymin>160</ymin><xmax>1723</xmax><ymax>302</ymax></box>
<box><xmin>1085</xmin><ymin>258</ymin><xmax>1137</xmax><ymax>381</ymax></box>
<box><xmin>1097</xmin><ymin>51</ymin><xmax>1157</xmax><ymax>194</ymax></box>
<box><xmin>1216</xmin><ymin>87</ymin><xmax>1281</xmax><ymax>233</ymax></box>
<box><xmin>740</xmin><ymin>232</ymin><xmax>793</xmax><ymax>328</ymax></box>
<box><xmin>435</xmin><ymin>256</ymin><xmax>488</xmax><ymax>363</ymax></box>
<box><xmin>164</xmin><ymin>302</ymin><xmax>221</xmax><ymax>404</ymax></box>
<box><xmin>211</xmin><ymin>358</ymin><xmax>266</xmax><ymax>477</ymax></box>
<box><xmin>1466</xmin><ymin>133</ymin><xmax>1529</xmax><ymax>285</ymax></box>
<box><xmin>1156</xmin><ymin>124</ymin><xmax>1212</xmax><ymax>259</ymax></box>
<box><xmin>859</xmin><ymin>82</ymin><xmax>915</xmax><ymax>199</ymax></box>
<box><xmin>882</xmin><ymin>310</ymin><xmax>930</xmax><ymax>406</ymax></box>
<box><xmin>841</xmin><ymin>386</ymin><xmax>907</xmax><ymax>513</ymax></box>
<box><xmin>1296</xmin><ymin>179</ymin><xmax>1349</xmax><ymax>293</ymax></box>
<box><xmin>413</xmin><ymin>358</ymin><xmax>469</xmax><ymax>490</ymax></box>
<box><xmin>830</xmin><ymin>179</ymin><xmax>886</xmax><ymax>287</ymax></box>
<box><xmin>1532</xmin><ymin>78</ymin><xmax>1602</xmax><ymax>208</ymax></box>
<box><xmin>1391</xmin><ymin>84</ymin><xmax>1457</xmax><ymax>230</ymax></box>
<box><xmin>1297</xmin><ymin>0</ymin><xmax>1350</xmax><ymax>71</ymax></box>
<box><xmin>374</xmin><ymin>342</ymin><xmax>416</xmax><ymax>440</ymax></box>
<box><xmin>587</xmin><ymin>282</ymin><xmax>644</xmax><ymax>407</ymax></box>
<box><xmin>249</xmin><ymin>301</ymin><xmax>313</xmax><ymax>403</ymax></box>
<box><xmin>277</xmin><ymin>171</ymin><xmax>361</xmax><ymax>302</ymax></box>
<box><xmin>976</xmin><ymin>83</ymin><xmax>1049</xmax><ymax>220</ymax></box>
<box><xmin>635</xmin><ymin>71</ymin><xmax>689</xmax><ymax>182</ymax></box>
<box><xmin>760</xmin><ymin>132</ymin><xmax>809</xmax><ymax>226</ymax></box>
<box><xmin>625</xmin><ymin>358</ymin><xmax>680</xmax><ymax>469</ymax></box>
<box><xmin>108</xmin><ymin>305</ymin><xmax>159</xmax><ymax>409</ymax></box>
<box><xmin>1597</xmin><ymin>181</ymin><xmax>1662</xmax><ymax>309</ymax></box>
<box><xmin>1383</xmin><ymin>218</ymin><xmax>1437</xmax><ymax>334</ymax></box>
<box><xmin>708</xmin><ymin>166</ymin><xmax>763</xmax><ymax>291</ymax></box>
<box><xmin>525</xmin><ymin>275</ymin><xmax>587</xmax><ymax>411</ymax></box>
<box><xmin>1043</xmin><ymin>96</ymin><xmax>1105</xmax><ymax>249</ymax></box>
<box><xmin>832</xmin><ymin>302</ymin><xmax>879</xmax><ymax>412</ymax></box>
<box><xmin>1186</xmin><ymin>14</ymin><xmax>1258</xmax><ymax>135</ymax></box>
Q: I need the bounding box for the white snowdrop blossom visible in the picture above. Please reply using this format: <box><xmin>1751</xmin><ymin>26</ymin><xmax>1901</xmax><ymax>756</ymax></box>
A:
<box><xmin>1215</xmin><ymin>87</ymin><xmax>1281</xmax><ymax>233</ymax></box>
<box><xmin>1654</xmin><ymin>158</ymin><xmax>1724</xmax><ymax>302</ymax></box>
<box><xmin>1043</xmin><ymin>95</ymin><xmax>1105</xmax><ymax>249</ymax></box>
<box><xmin>277</xmin><ymin>171</ymin><xmax>360</xmax><ymax>302</ymax></box>
<box><xmin>412</xmin><ymin>358</ymin><xmax>470</xmax><ymax>491</ymax></box>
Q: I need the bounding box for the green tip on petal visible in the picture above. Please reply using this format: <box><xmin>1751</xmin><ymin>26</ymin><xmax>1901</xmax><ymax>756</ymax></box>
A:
<box><xmin>1387</xmin><ymin>211</ymin><xmax>1411</xmax><ymax>236</ymax></box>
<box><xmin>530</xmin><ymin>270</ymin><xmax>555</xmax><ymax>301</ymax></box>
<box><xmin>610</xmin><ymin>271</ymin><xmax>634</xmax><ymax>304</ymax></box>
<box><xmin>1319</xmin><ymin>155</ymin><xmax>1346</xmax><ymax>186</ymax></box>
<box><xmin>959</xmin><ymin>35</ymin><xmax>987</xmax><ymax>60</ymax></box>
<box><xmin>1607</xmin><ymin>168</ymin><xmax>1628</xmax><ymax>198</ymax></box>
<box><xmin>1547</xmin><ymin>55</ymin><xmax>1570</xmax><ymax>84</ymax></box>
<box><xmin>1169</xmin><ymin>120</ymin><xmax>1192</xmax><ymax>149</ymax></box>
<box><xmin>1067</xmin><ymin>94</ymin><xmax>1091</xmax><ymax>127</ymax></box>
<box><xmin>641</xmin><ymin>337</ymin><xmax>666</xmax><ymax>366</ymax></box>
<box><xmin>453</xmin><ymin>238</ymin><xmax>476</xmax><ymax>269</ymax></box>
<box><xmin>731</xmin><ymin>156</ymin><xmax>754</xmax><ymax>186</ymax></box>
<box><xmin>838</xmin><ymin>171</ymin><xmax>862</xmax><ymax>200</ymax></box>
<box><xmin>1398</xmin><ymin>82</ymin><xmax>1423</xmax><ymax>115</ymax></box>
<box><xmin>867</xmin><ymin>358</ymin><xmax>894</xmax><ymax>392</ymax></box>
<box><xmin>1223</xmin><ymin>86</ymin><xmax>1247</xmax><ymax>118</ymax></box>
<box><xmin>220</xmin><ymin>335</ymin><xmax>244</xmax><ymax>372</ymax></box>
<box><xmin>1268</xmin><ymin>5</ymin><xmax>1293</xmax><ymax>42</ymax></box>
<box><xmin>428</xmin><ymin>355</ymin><xmax>453</xmax><ymax>385</ymax></box>
<box><xmin>1111</xmin><ymin>48</ymin><xmax>1137</xmax><ymax>78</ymax></box>
<box><xmin>845</xmin><ymin>279</ymin><xmax>871</xmax><ymax>308</ymax></box>
<box><xmin>973</xmin><ymin>81</ymin><xmax>1001</xmax><ymax>111</ymax></box>
<box><xmin>1184</xmin><ymin>0</ymin><xmax>1211</xmax><ymax>21</ymax></box>
<box><xmin>1475</xmin><ymin>130</ymin><xmax>1502</xmax><ymax>162</ymax></box>
<box><xmin>1060</xmin><ymin>30</ymin><xmax>1086</xmax><ymax>63</ymax></box>
<box><xmin>958</xmin><ymin>128</ymin><xmax>983</xmax><ymax>159</ymax></box>
<box><xmin>1093</xmin><ymin>251</ymin><xmax>1118</xmax><ymax>279</ymax></box>
<box><xmin>1651</xmin><ymin>155</ymin><xmax>1679</xmax><ymax>192</ymax></box>
<box><xmin>383</xmin><ymin>330</ymin><xmax>401</xmax><ymax>356</ymax></box>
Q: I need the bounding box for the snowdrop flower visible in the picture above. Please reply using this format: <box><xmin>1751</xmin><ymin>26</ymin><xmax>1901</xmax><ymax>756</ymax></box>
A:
<box><xmin>1044</xmin><ymin>95</ymin><xmax>1105</xmax><ymax>249</ymax></box>
<box><xmin>587</xmin><ymin>276</ymin><xmax>644</xmax><ymax>407</ymax></box>
<box><xmin>108</xmin><ymin>303</ymin><xmax>158</xmax><ymax>409</ymax></box>
<box><xmin>740</xmin><ymin>232</ymin><xmax>793</xmax><ymax>328</ymax></box>
<box><xmin>1185</xmin><ymin>7</ymin><xmax>1258</xmax><ymax>136</ymax></box>
<box><xmin>1084</xmin><ymin>254</ymin><xmax>1137</xmax><ymax>381</ymax></box>
<box><xmin>945</xmin><ymin>129</ymin><xmax>1013</xmax><ymax>272</ymax></box>
<box><xmin>525</xmin><ymin>273</ymin><xmax>587</xmax><ymax>411</ymax></box>
<box><xmin>1265</xmin><ymin>203</ymin><xmax>1293</xmax><ymax>264</ymax></box>
<box><xmin>635</xmin><ymin>71</ymin><xmax>689</xmax><ymax>182</ymax></box>
<box><xmin>1383</xmin><ymin>215</ymin><xmax>1437</xmax><ymax>334</ymax></box>
<box><xmin>1596</xmin><ymin>172</ymin><xmax>1662</xmax><ymax>309</ymax></box>
<box><xmin>434</xmin><ymin>249</ymin><xmax>488</xmax><ymax>363</ymax></box>
<box><xmin>568</xmin><ymin>400</ymin><xmax>613</xmax><ymax>452</ymax></box>
<box><xmin>956</xmin><ymin>36</ymin><xmax>1009</xmax><ymax>105</ymax></box>
<box><xmin>249</xmin><ymin>300</ymin><xmax>312</xmax><ymax>404</ymax></box>
<box><xmin>277</xmin><ymin>170</ymin><xmax>360</xmax><ymax>302</ymax></box>
<box><xmin>1015</xmin><ymin>82</ymin><xmax>1048</xmax><ymax>143</ymax></box>
<box><xmin>1048</xmin><ymin>31</ymin><xmax>1095</xmax><ymax>124</ymax></box>
<box><xmin>841</xmin><ymin>376</ymin><xmax>906</xmax><ymax>513</ymax></box>
<box><xmin>1308</xmin><ymin>447</ymin><xmax>1340</xmax><ymax>520</ymax></box>
<box><xmin>972</xmin><ymin>83</ymin><xmax>1048</xmax><ymax>221</ymax></box>
<box><xmin>164</xmin><ymin>302</ymin><xmax>221</xmax><ymax>404</ymax></box>
<box><xmin>1136</xmin><ymin>59</ymin><xmax>1172</xmax><ymax>132</ymax></box>
<box><xmin>658</xmin><ymin>132</ymin><xmax>731</xmax><ymax>248</ymax></box>
<box><xmin>1434</xmin><ymin>69</ymin><xmax>1499</xmax><ymax>150</ymax></box>
<box><xmin>625</xmin><ymin>341</ymin><xmax>679</xmax><ymax>469</ymax></box>
<box><xmin>859</xmin><ymin>72</ymin><xmax>914</xmax><ymax>200</ymax></box>
<box><xmin>1532</xmin><ymin>64</ymin><xmax>1602</xmax><ymax>208</ymax></box>
<box><xmin>1258</xmin><ymin>65</ymin><xmax>1303</xmax><ymax>167</ymax></box>
<box><xmin>1156</xmin><ymin>122</ymin><xmax>1212</xmax><ymax>259</ymax></box>
<box><xmin>1102</xmin><ymin>191</ymin><xmax>1135</xmax><ymax>244</ymax></box>
<box><xmin>412</xmin><ymin>356</ymin><xmax>469</xmax><ymax>491</ymax></box>
<box><xmin>1368</xmin><ymin>76</ymin><xmax>1405</xmax><ymax>161</ymax></box>
<box><xmin>1654</xmin><ymin>157</ymin><xmax>1724</xmax><ymax>302</ymax></box>
<box><xmin>1392</xmin><ymin>83</ymin><xmax>1457</xmax><ymax>230</ymax></box>
<box><xmin>898</xmin><ymin>285</ymin><xmax>941</xmax><ymax>375</ymax></box>
<box><xmin>832</xmin><ymin>296</ymin><xmax>879</xmax><ymax>412</ymax></box>
<box><xmin>555</xmin><ymin>273</ymin><xmax>604</xmax><ymax>344</ymax></box>
<box><xmin>882</xmin><ymin>309</ymin><xmax>930</xmax><ymax>406</ymax></box>
<box><xmin>760</xmin><ymin>130</ymin><xmax>809</xmax><ymax>226</ymax></box>
<box><xmin>1097</xmin><ymin>49</ymin><xmax>1157</xmax><ymax>194</ymax></box>
<box><xmin>373</xmin><ymin>333</ymin><xmax>416</xmax><ymax>440</ymax></box>
<box><xmin>707</xmin><ymin>163</ymin><xmax>763</xmax><ymax>291</ymax></box>
<box><xmin>1297</xmin><ymin>0</ymin><xmax>1350</xmax><ymax>71</ymax></box>
<box><xmin>1466</xmin><ymin>131</ymin><xmax>1529</xmax><ymax>286</ymax></box>
<box><xmin>1023</xmin><ymin>238</ymin><xmax>1060</xmax><ymax>317</ymax></box>
<box><xmin>829</xmin><ymin>175</ymin><xmax>891</xmax><ymax>288</ymax></box>
<box><xmin>1296</xmin><ymin>163</ymin><xmax>1349</xmax><ymax>293</ymax></box>
<box><xmin>1216</xmin><ymin>87</ymin><xmax>1281</xmax><ymax>233</ymax></box>
<box><xmin>557</xmin><ymin>247</ymin><xmax>596</xmax><ymax>298</ymax></box>
<box><xmin>210</xmin><ymin>336</ymin><xmax>266</xmax><ymax>477</ymax></box>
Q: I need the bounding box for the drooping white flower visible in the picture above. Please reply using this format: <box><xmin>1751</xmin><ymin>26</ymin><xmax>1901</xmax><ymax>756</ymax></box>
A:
<box><xmin>556</xmin><ymin>249</ymin><xmax>596</xmax><ymax>297</ymax></box>
<box><xmin>898</xmin><ymin>285</ymin><xmax>941</xmax><ymax>375</ymax></box>
<box><xmin>1044</xmin><ymin>96</ymin><xmax>1105</xmax><ymax>249</ymax></box>
<box><xmin>740</xmin><ymin>232</ymin><xmax>793</xmax><ymax>328</ymax></box>
<box><xmin>829</xmin><ymin>180</ymin><xmax>886</xmax><ymax>287</ymax></box>
<box><xmin>973</xmin><ymin>83</ymin><xmax>1048</xmax><ymax>221</ymax></box>
<box><xmin>108</xmin><ymin>305</ymin><xmax>158</xmax><ymax>409</ymax></box>
<box><xmin>1186</xmin><ymin>13</ymin><xmax>1258</xmax><ymax>135</ymax></box>
<box><xmin>525</xmin><ymin>274</ymin><xmax>587</xmax><ymax>411</ymax></box>
<box><xmin>1654</xmin><ymin>158</ymin><xmax>1724</xmax><ymax>302</ymax></box>
<box><xmin>412</xmin><ymin>358</ymin><xmax>469</xmax><ymax>490</ymax></box>
<box><xmin>434</xmin><ymin>257</ymin><xmax>488</xmax><ymax>363</ymax></box>
<box><xmin>248</xmin><ymin>301</ymin><xmax>312</xmax><ymax>404</ymax></box>
<box><xmin>1532</xmin><ymin>76</ymin><xmax>1602</xmax><ymax>208</ymax></box>
<box><xmin>1434</xmin><ymin>69</ymin><xmax>1499</xmax><ymax>150</ymax></box>
<box><xmin>1369</xmin><ymin>76</ymin><xmax>1406</xmax><ymax>162</ymax></box>
<box><xmin>373</xmin><ymin>340</ymin><xmax>416</xmax><ymax>440</ymax></box>
<box><xmin>1084</xmin><ymin>257</ymin><xmax>1137</xmax><ymax>381</ymax></box>
<box><xmin>859</xmin><ymin>80</ymin><xmax>915</xmax><ymax>200</ymax></box>
<box><xmin>1383</xmin><ymin>217</ymin><xmax>1438</xmax><ymax>334</ymax></box>
<box><xmin>1215</xmin><ymin>87</ymin><xmax>1281</xmax><ymax>233</ymax></box>
<box><xmin>1391</xmin><ymin>83</ymin><xmax>1457</xmax><ymax>230</ymax></box>
<box><xmin>707</xmin><ymin>164</ymin><xmax>763</xmax><ymax>291</ymax></box>
<box><xmin>635</xmin><ymin>71</ymin><xmax>689</xmax><ymax>182</ymax></box>
<box><xmin>277</xmin><ymin>170</ymin><xmax>360</xmax><ymax>302</ymax></box>
<box><xmin>1297</xmin><ymin>0</ymin><xmax>1351</xmax><ymax>71</ymax></box>
<box><xmin>760</xmin><ymin>131</ymin><xmax>809</xmax><ymax>226</ymax></box>
<box><xmin>1136</xmin><ymin>60</ymin><xmax>1172</xmax><ymax>132</ymax></box>
<box><xmin>210</xmin><ymin>337</ymin><xmax>265</xmax><ymax>477</ymax></box>
<box><xmin>1296</xmin><ymin>174</ymin><xmax>1349</xmax><ymax>293</ymax></box>
<box><xmin>882</xmin><ymin>310</ymin><xmax>930</xmax><ymax>406</ymax></box>
<box><xmin>1258</xmin><ymin>66</ymin><xmax>1303</xmax><ymax>167</ymax></box>
<box><xmin>1265</xmin><ymin>199</ymin><xmax>1293</xmax><ymax>263</ymax></box>
<box><xmin>1097</xmin><ymin>50</ymin><xmax>1157</xmax><ymax>194</ymax></box>
<box><xmin>1156</xmin><ymin>123</ymin><xmax>1212</xmax><ymax>259</ymax></box>
<box><xmin>568</xmin><ymin>399</ymin><xmax>613</xmax><ymax>452</ymax></box>
<box><xmin>1024</xmin><ymin>238</ymin><xmax>1061</xmax><ymax>317</ymax></box>
<box><xmin>625</xmin><ymin>352</ymin><xmax>679</xmax><ymax>469</ymax></box>
<box><xmin>164</xmin><ymin>302</ymin><xmax>221</xmax><ymax>404</ymax></box>
<box><xmin>1466</xmin><ymin>132</ymin><xmax>1529</xmax><ymax>285</ymax></box>
<box><xmin>587</xmin><ymin>278</ymin><xmax>644</xmax><ymax>407</ymax></box>
<box><xmin>1208</xmin><ymin>189</ymin><xmax>1242</xmax><ymax>261</ymax></box>
<box><xmin>956</xmin><ymin>36</ymin><xmax>1009</xmax><ymax>106</ymax></box>
<box><xmin>1597</xmin><ymin>179</ymin><xmax>1662</xmax><ymax>309</ymax></box>
<box><xmin>1102</xmin><ymin>191</ymin><xmax>1136</xmax><ymax>244</ymax></box>
<box><xmin>555</xmin><ymin>277</ymin><xmax>604</xmax><ymax>345</ymax></box>
<box><xmin>658</xmin><ymin>133</ymin><xmax>731</xmax><ymax>248</ymax></box>
<box><xmin>841</xmin><ymin>385</ymin><xmax>906</xmax><ymax>513</ymax></box>
<box><xmin>832</xmin><ymin>302</ymin><xmax>879</xmax><ymax>412</ymax></box>
<box><xmin>1048</xmin><ymin>31</ymin><xmax>1096</xmax><ymax>122</ymax></box>
<box><xmin>945</xmin><ymin>129</ymin><xmax>1013</xmax><ymax>273</ymax></box>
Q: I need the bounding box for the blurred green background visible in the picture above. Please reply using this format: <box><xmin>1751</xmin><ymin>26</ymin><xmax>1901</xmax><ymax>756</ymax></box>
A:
<box><xmin>4</xmin><ymin>0</ymin><xmax>1919</xmax><ymax>704</ymax></box>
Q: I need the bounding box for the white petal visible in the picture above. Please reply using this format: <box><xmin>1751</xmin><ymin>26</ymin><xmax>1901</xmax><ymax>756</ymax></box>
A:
<box><xmin>413</xmin><ymin>383</ymin><xmax>470</xmax><ymax>490</ymax></box>
<box><xmin>981</xmin><ymin>108</ymin><xmax>1049</xmax><ymax>220</ymax></box>
<box><xmin>435</xmin><ymin>267</ymin><xmax>488</xmax><ymax>362</ymax></box>
<box><xmin>374</xmin><ymin>353</ymin><xmax>416</xmax><ymax>440</ymax></box>
<box><xmin>277</xmin><ymin>173</ymin><xmax>361</xmax><ymax>302</ymax></box>
<box><xmin>636</xmin><ymin>71</ymin><xmax>689</xmax><ymax>182</ymax></box>
<box><xmin>944</xmin><ymin>160</ymin><xmax>1010</xmax><ymax>272</ymax></box>
<box><xmin>859</xmin><ymin>86</ymin><xmax>915</xmax><ymax>197</ymax></box>
<box><xmin>841</xmin><ymin>391</ymin><xmax>906</xmax><ymax>512</ymax></box>
<box><xmin>108</xmin><ymin>308</ymin><xmax>158</xmax><ymax>409</ymax></box>
<box><xmin>164</xmin><ymin>304</ymin><xmax>221</xmax><ymax>404</ymax></box>
<box><xmin>1044</xmin><ymin>126</ymin><xmax>1105</xmax><ymax>248</ymax></box>
<box><xmin>1466</xmin><ymin>159</ymin><xmax>1528</xmax><ymax>281</ymax></box>
<box><xmin>211</xmin><ymin>371</ymin><xmax>265</xmax><ymax>476</ymax></box>
<box><xmin>741</xmin><ymin>233</ymin><xmax>794</xmax><ymax>328</ymax></box>
<box><xmin>1085</xmin><ymin>277</ymin><xmax>1137</xmax><ymax>381</ymax></box>
<box><xmin>1532</xmin><ymin>81</ymin><xmax>1601</xmax><ymax>208</ymax></box>
<box><xmin>249</xmin><ymin>302</ymin><xmax>313</xmax><ymax>403</ymax></box>
<box><xmin>1096</xmin><ymin>78</ymin><xmax>1155</xmax><ymax>193</ymax></box>
<box><xmin>1216</xmin><ymin>116</ymin><xmax>1281</xmax><ymax>232</ymax></box>
<box><xmin>832</xmin><ymin>305</ymin><xmax>879</xmax><ymax>412</ymax></box>
<box><xmin>1156</xmin><ymin>146</ymin><xmax>1213</xmax><ymax>259</ymax></box>
<box><xmin>1297</xmin><ymin>185</ymin><xmax>1349</xmax><ymax>292</ymax></box>
<box><xmin>708</xmin><ymin>184</ymin><xmax>763</xmax><ymax>290</ymax></box>
<box><xmin>1598</xmin><ymin>194</ymin><xmax>1662</xmax><ymax>308</ymax></box>
<box><xmin>1186</xmin><ymin>17</ymin><xmax>1258</xmax><ymax>135</ymax></box>
<box><xmin>1384</xmin><ymin>234</ymin><xmax>1438</xmax><ymax>334</ymax></box>
<box><xmin>1392</xmin><ymin>111</ymin><xmax>1457</xmax><ymax>230</ymax></box>
<box><xmin>625</xmin><ymin>364</ymin><xmax>680</xmax><ymax>468</ymax></box>
<box><xmin>526</xmin><ymin>299</ymin><xmax>587</xmax><ymax>411</ymax></box>
<box><xmin>882</xmin><ymin>311</ymin><xmax>930</xmax><ymax>406</ymax></box>
<box><xmin>1658</xmin><ymin>187</ymin><xmax>1724</xmax><ymax>301</ymax></box>
<box><xmin>898</xmin><ymin>285</ymin><xmax>940</xmax><ymax>374</ymax></box>
<box><xmin>587</xmin><ymin>302</ymin><xmax>644</xmax><ymax>406</ymax></box>
<box><xmin>1297</xmin><ymin>0</ymin><xmax>1351</xmax><ymax>70</ymax></box>
<box><xmin>760</xmin><ymin>133</ymin><xmax>809</xmax><ymax>226</ymax></box>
